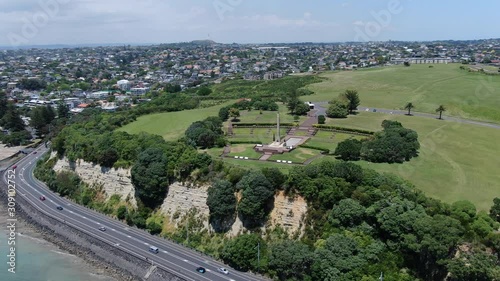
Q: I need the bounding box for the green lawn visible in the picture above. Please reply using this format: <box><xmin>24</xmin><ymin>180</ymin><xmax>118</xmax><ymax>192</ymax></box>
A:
<box><xmin>233</xmin><ymin>103</ymin><xmax>307</xmax><ymax>124</ymax></box>
<box><xmin>306</xmin><ymin>64</ymin><xmax>500</xmax><ymax>123</ymax></box>
<box><xmin>228</xmin><ymin>144</ymin><xmax>263</xmax><ymax>159</ymax></box>
<box><xmin>223</xmin><ymin>158</ymin><xmax>296</xmax><ymax>172</ymax></box>
<box><xmin>304</xmin><ymin>132</ymin><xmax>366</xmax><ymax>152</ymax></box>
<box><xmin>268</xmin><ymin>148</ymin><xmax>319</xmax><ymax>164</ymax></box>
<box><xmin>229</xmin><ymin>128</ymin><xmax>288</xmax><ymax>143</ymax></box>
<box><xmin>324</xmin><ymin>111</ymin><xmax>500</xmax><ymax>211</ymax></box>
<box><xmin>118</xmin><ymin>101</ymin><xmax>236</xmax><ymax>140</ymax></box>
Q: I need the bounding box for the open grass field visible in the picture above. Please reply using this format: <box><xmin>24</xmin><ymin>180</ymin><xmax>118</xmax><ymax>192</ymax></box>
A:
<box><xmin>227</xmin><ymin>144</ymin><xmax>263</xmax><ymax>159</ymax></box>
<box><xmin>306</xmin><ymin>64</ymin><xmax>500</xmax><ymax>123</ymax></box>
<box><xmin>117</xmin><ymin>101</ymin><xmax>236</xmax><ymax>141</ymax></box>
<box><xmin>322</xmin><ymin>111</ymin><xmax>500</xmax><ymax>211</ymax></box>
<box><xmin>229</xmin><ymin>128</ymin><xmax>288</xmax><ymax>143</ymax></box>
<box><xmin>233</xmin><ymin>103</ymin><xmax>307</xmax><ymax>124</ymax></box>
<box><xmin>268</xmin><ymin>147</ymin><xmax>318</xmax><ymax>164</ymax></box>
<box><xmin>304</xmin><ymin>132</ymin><xmax>366</xmax><ymax>152</ymax></box>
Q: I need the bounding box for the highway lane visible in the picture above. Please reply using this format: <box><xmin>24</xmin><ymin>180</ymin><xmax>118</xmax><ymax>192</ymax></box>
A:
<box><xmin>2</xmin><ymin>147</ymin><xmax>267</xmax><ymax>281</ymax></box>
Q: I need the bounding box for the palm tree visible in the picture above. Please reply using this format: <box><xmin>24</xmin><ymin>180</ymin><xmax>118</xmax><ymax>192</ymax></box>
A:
<box><xmin>404</xmin><ymin>102</ymin><xmax>414</xmax><ymax>116</ymax></box>
<box><xmin>436</xmin><ymin>105</ymin><xmax>446</xmax><ymax>120</ymax></box>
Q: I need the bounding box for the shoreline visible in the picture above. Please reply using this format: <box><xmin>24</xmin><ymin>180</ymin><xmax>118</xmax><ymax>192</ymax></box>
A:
<box><xmin>0</xmin><ymin>201</ymin><xmax>122</xmax><ymax>281</ymax></box>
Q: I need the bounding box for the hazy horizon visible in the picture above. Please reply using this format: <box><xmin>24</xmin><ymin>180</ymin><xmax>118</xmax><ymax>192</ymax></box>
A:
<box><xmin>1</xmin><ymin>0</ymin><xmax>499</xmax><ymax>48</ymax></box>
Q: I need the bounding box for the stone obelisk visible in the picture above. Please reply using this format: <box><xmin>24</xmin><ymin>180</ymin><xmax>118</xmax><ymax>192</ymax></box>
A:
<box><xmin>276</xmin><ymin>112</ymin><xmax>280</xmax><ymax>144</ymax></box>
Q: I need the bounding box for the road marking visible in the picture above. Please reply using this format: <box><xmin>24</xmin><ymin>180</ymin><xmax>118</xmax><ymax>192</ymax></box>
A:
<box><xmin>144</xmin><ymin>242</ymin><xmax>148</xmax><ymax>245</ymax></box>
<box><xmin>111</xmin><ymin>228</ymin><xmax>116</xmax><ymax>231</ymax></box>
<box><xmin>49</xmin><ymin>200</ymin><xmax>54</xmax><ymax>203</ymax></box>
<box><xmin>162</xmin><ymin>250</ymin><xmax>168</xmax><ymax>253</ymax></box>
<box><xmin>127</xmin><ymin>235</ymin><xmax>131</xmax><ymax>238</ymax></box>
<box><xmin>115</xmin><ymin>243</ymin><xmax>120</xmax><ymax>246</ymax></box>
<box><xmin>96</xmin><ymin>222</ymin><xmax>101</xmax><ymax>225</ymax></box>
<box><xmin>124</xmin><ymin>227</ymin><xmax>129</xmax><ymax>230</ymax></box>
<box><xmin>67</xmin><ymin>203</ymin><xmax>71</xmax><ymax>206</ymax></box>
<box><xmin>69</xmin><ymin>211</ymin><xmax>74</xmax><ymax>214</ymax></box>
<box><xmin>82</xmin><ymin>216</ymin><xmax>87</xmax><ymax>219</ymax></box>
<box><xmin>183</xmin><ymin>259</ymin><xmax>188</xmax><ymax>262</ymax></box>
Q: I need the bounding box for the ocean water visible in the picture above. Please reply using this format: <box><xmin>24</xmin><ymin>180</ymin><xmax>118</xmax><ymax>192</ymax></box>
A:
<box><xmin>0</xmin><ymin>230</ymin><xmax>117</xmax><ymax>281</ymax></box>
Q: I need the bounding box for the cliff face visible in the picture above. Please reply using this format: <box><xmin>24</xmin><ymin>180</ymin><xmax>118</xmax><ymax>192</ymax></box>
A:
<box><xmin>52</xmin><ymin>157</ymin><xmax>308</xmax><ymax>236</ymax></box>
<box><xmin>53</xmin><ymin>155</ymin><xmax>138</xmax><ymax>208</ymax></box>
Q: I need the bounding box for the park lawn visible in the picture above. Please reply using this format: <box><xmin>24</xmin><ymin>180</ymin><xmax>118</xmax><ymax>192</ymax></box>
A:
<box><xmin>234</xmin><ymin>103</ymin><xmax>307</xmax><ymax>124</ymax></box>
<box><xmin>199</xmin><ymin>147</ymin><xmax>224</xmax><ymax>158</ymax></box>
<box><xmin>228</xmin><ymin>144</ymin><xmax>263</xmax><ymax>159</ymax></box>
<box><xmin>304</xmin><ymin>133</ymin><xmax>366</xmax><ymax>152</ymax></box>
<box><xmin>306</xmin><ymin>64</ymin><xmax>500</xmax><ymax>123</ymax></box>
<box><xmin>326</xmin><ymin>111</ymin><xmax>500</xmax><ymax>211</ymax></box>
<box><xmin>229</xmin><ymin>128</ymin><xmax>288</xmax><ymax>144</ymax></box>
<box><xmin>223</xmin><ymin>158</ymin><xmax>295</xmax><ymax>172</ymax></box>
<box><xmin>118</xmin><ymin>101</ymin><xmax>236</xmax><ymax>141</ymax></box>
<box><xmin>268</xmin><ymin>148</ymin><xmax>319</xmax><ymax>164</ymax></box>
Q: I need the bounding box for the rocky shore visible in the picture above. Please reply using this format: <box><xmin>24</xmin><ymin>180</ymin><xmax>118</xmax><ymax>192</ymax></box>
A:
<box><xmin>0</xmin><ymin>174</ymin><xmax>186</xmax><ymax>281</ymax></box>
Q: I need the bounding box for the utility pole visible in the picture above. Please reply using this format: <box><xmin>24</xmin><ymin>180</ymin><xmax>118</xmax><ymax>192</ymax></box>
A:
<box><xmin>256</xmin><ymin>242</ymin><xmax>260</xmax><ymax>273</ymax></box>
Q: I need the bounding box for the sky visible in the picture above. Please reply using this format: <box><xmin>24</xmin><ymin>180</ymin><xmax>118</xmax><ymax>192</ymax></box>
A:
<box><xmin>0</xmin><ymin>0</ymin><xmax>499</xmax><ymax>47</ymax></box>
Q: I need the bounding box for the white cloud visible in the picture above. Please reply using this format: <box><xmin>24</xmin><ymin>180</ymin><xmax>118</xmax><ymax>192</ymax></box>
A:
<box><xmin>353</xmin><ymin>20</ymin><xmax>365</xmax><ymax>26</ymax></box>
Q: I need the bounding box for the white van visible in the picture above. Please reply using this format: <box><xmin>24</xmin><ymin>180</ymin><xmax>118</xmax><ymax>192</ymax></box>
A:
<box><xmin>149</xmin><ymin>246</ymin><xmax>159</xmax><ymax>254</ymax></box>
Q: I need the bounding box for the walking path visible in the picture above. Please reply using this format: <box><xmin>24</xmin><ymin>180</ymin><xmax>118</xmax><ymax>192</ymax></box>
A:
<box><xmin>314</xmin><ymin>102</ymin><xmax>500</xmax><ymax>130</ymax></box>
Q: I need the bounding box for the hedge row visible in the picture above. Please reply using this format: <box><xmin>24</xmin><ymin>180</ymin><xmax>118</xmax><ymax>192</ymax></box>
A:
<box><xmin>232</xmin><ymin>123</ymin><xmax>296</xmax><ymax>127</ymax></box>
<box><xmin>228</xmin><ymin>140</ymin><xmax>264</xmax><ymax>145</ymax></box>
<box><xmin>313</xmin><ymin>124</ymin><xmax>375</xmax><ymax>135</ymax></box>
<box><xmin>299</xmin><ymin>144</ymin><xmax>330</xmax><ymax>153</ymax></box>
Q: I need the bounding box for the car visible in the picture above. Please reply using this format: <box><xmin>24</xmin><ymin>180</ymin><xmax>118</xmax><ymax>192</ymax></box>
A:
<box><xmin>33</xmin><ymin>151</ymin><xmax>37</xmax><ymax>154</ymax></box>
<box><xmin>98</xmin><ymin>227</ymin><xmax>106</xmax><ymax>231</ymax></box>
<box><xmin>39</xmin><ymin>196</ymin><xmax>46</xmax><ymax>201</ymax></box>
<box><xmin>218</xmin><ymin>267</ymin><xmax>229</xmax><ymax>275</ymax></box>
<box><xmin>56</xmin><ymin>206</ymin><xmax>63</xmax><ymax>210</ymax></box>
<box><xmin>12</xmin><ymin>165</ymin><xmax>17</xmax><ymax>170</ymax></box>
<box><xmin>196</xmin><ymin>267</ymin><xmax>206</xmax><ymax>274</ymax></box>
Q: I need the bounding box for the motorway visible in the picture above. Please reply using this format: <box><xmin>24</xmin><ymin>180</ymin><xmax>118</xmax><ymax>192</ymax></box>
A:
<box><xmin>1</xmin><ymin>146</ymin><xmax>266</xmax><ymax>281</ymax></box>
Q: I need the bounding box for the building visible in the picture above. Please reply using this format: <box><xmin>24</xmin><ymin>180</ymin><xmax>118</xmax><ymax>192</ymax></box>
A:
<box><xmin>130</xmin><ymin>87</ymin><xmax>150</xmax><ymax>96</ymax></box>
<box><xmin>117</xmin><ymin>79</ymin><xmax>131</xmax><ymax>91</ymax></box>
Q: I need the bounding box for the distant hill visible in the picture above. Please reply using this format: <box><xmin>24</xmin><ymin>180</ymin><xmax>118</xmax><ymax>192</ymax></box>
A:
<box><xmin>190</xmin><ymin>40</ymin><xmax>217</xmax><ymax>45</ymax></box>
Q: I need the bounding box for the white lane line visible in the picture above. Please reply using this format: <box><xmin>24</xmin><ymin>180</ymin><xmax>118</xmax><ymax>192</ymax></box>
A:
<box><xmin>162</xmin><ymin>250</ymin><xmax>168</xmax><ymax>254</ymax></box>
<box><xmin>96</xmin><ymin>222</ymin><xmax>101</xmax><ymax>225</ymax></box>
<box><xmin>49</xmin><ymin>200</ymin><xmax>54</xmax><ymax>203</ymax></box>
<box><xmin>111</xmin><ymin>228</ymin><xmax>116</xmax><ymax>231</ymax></box>
<box><xmin>82</xmin><ymin>216</ymin><xmax>87</xmax><ymax>219</ymax></box>
<box><xmin>127</xmin><ymin>235</ymin><xmax>131</xmax><ymax>238</ymax></box>
<box><xmin>144</xmin><ymin>242</ymin><xmax>148</xmax><ymax>245</ymax></box>
<box><xmin>69</xmin><ymin>211</ymin><xmax>74</xmax><ymax>214</ymax></box>
<box><xmin>183</xmin><ymin>259</ymin><xmax>188</xmax><ymax>262</ymax></box>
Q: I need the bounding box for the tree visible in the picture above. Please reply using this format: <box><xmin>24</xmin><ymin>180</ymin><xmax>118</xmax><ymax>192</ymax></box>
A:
<box><xmin>436</xmin><ymin>105</ymin><xmax>446</xmax><ymax>120</ymax></box>
<box><xmin>294</xmin><ymin>103</ymin><xmax>311</xmax><ymax>116</ymax></box>
<box><xmin>116</xmin><ymin>205</ymin><xmax>127</xmax><ymax>220</ymax></box>
<box><xmin>218</xmin><ymin>106</ymin><xmax>230</xmax><ymax>121</ymax></box>
<box><xmin>268</xmin><ymin>240</ymin><xmax>314</xmax><ymax>280</ymax></box>
<box><xmin>0</xmin><ymin>91</ymin><xmax>7</xmax><ymax>120</ymax></box>
<box><xmin>286</xmin><ymin>90</ymin><xmax>302</xmax><ymax>114</ymax></box>
<box><xmin>343</xmin><ymin>89</ymin><xmax>360</xmax><ymax>114</ymax></box>
<box><xmin>329</xmin><ymin>198</ymin><xmax>365</xmax><ymax>227</ymax></box>
<box><xmin>57</xmin><ymin>101</ymin><xmax>70</xmax><ymax>119</ymax></box>
<box><xmin>404</xmin><ymin>102</ymin><xmax>414</xmax><ymax>116</ymax></box>
<box><xmin>207</xmin><ymin>180</ymin><xmax>236</xmax><ymax>232</ymax></box>
<box><xmin>197</xmin><ymin>86</ymin><xmax>212</xmax><ymax>96</ymax></box>
<box><xmin>220</xmin><ymin>234</ymin><xmax>266</xmax><ymax>272</ymax></box>
<box><xmin>229</xmin><ymin>107</ymin><xmax>240</xmax><ymax>121</ymax></box>
<box><xmin>131</xmin><ymin>148</ymin><xmax>169</xmax><ymax>208</ymax></box>
<box><xmin>317</xmin><ymin>115</ymin><xmax>326</xmax><ymax>124</ymax></box>
<box><xmin>490</xmin><ymin>197</ymin><xmax>500</xmax><ymax>222</ymax></box>
<box><xmin>334</xmin><ymin>139</ymin><xmax>362</xmax><ymax>161</ymax></box>
<box><xmin>0</xmin><ymin>104</ymin><xmax>25</xmax><ymax>132</ymax></box>
<box><xmin>447</xmin><ymin>251</ymin><xmax>500</xmax><ymax>281</ymax></box>
<box><xmin>261</xmin><ymin>167</ymin><xmax>286</xmax><ymax>190</ymax></box>
<box><xmin>326</xmin><ymin>99</ymin><xmax>348</xmax><ymax>118</ymax></box>
<box><xmin>237</xmin><ymin>171</ymin><xmax>275</xmax><ymax>227</ymax></box>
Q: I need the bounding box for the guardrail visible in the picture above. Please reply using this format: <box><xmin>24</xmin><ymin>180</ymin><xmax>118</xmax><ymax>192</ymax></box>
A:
<box><xmin>0</xmin><ymin>169</ymin><xmax>191</xmax><ymax>281</ymax></box>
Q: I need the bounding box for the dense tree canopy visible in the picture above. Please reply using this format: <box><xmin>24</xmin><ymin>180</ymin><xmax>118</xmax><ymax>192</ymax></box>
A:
<box><xmin>206</xmin><ymin>180</ymin><xmax>236</xmax><ymax>232</ymax></box>
<box><xmin>131</xmin><ymin>147</ymin><xmax>170</xmax><ymax>208</ymax></box>
<box><xmin>237</xmin><ymin>171</ymin><xmax>275</xmax><ymax>227</ymax></box>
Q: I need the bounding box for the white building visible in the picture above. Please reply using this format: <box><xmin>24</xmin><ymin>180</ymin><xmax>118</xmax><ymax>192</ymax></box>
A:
<box><xmin>117</xmin><ymin>79</ymin><xmax>131</xmax><ymax>91</ymax></box>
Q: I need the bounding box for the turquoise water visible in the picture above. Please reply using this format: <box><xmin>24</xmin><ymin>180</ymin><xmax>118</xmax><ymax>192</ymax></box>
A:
<box><xmin>0</xmin><ymin>231</ymin><xmax>117</xmax><ymax>281</ymax></box>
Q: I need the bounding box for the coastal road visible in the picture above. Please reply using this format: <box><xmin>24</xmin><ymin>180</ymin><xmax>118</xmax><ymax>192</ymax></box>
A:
<box><xmin>313</xmin><ymin>102</ymin><xmax>500</xmax><ymax>130</ymax></box>
<box><xmin>1</xmin><ymin>147</ymin><xmax>267</xmax><ymax>281</ymax></box>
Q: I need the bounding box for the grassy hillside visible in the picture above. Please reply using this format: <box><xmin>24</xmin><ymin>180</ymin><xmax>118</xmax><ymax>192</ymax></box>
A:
<box><xmin>307</xmin><ymin>64</ymin><xmax>500</xmax><ymax>123</ymax></box>
<box><xmin>318</xmin><ymin>111</ymin><xmax>500</xmax><ymax>211</ymax></box>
